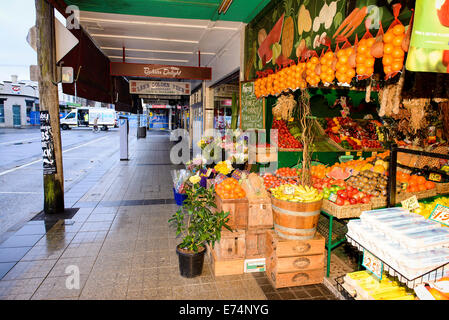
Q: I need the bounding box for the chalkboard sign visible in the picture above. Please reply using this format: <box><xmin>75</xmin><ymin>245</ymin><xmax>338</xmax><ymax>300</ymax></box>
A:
<box><xmin>40</xmin><ymin>111</ymin><xmax>57</xmax><ymax>175</ymax></box>
<box><xmin>240</xmin><ymin>81</ymin><xmax>265</xmax><ymax>131</ymax></box>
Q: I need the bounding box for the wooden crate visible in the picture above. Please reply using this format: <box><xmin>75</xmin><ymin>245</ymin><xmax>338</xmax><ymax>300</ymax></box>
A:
<box><xmin>245</xmin><ymin>228</ymin><xmax>270</xmax><ymax>259</ymax></box>
<box><xmin>265</xmin><ymin>230</ymin><xmax>325</xmax><ymax>289</ymax></box>
<box><xmin>215</xmin><ymin>194</ymin><xmax>248</xmax><ymax>229</ymax></box>
<box><xmin>247</xmin><ymin>198</ymin><xmax>273</xmax><ymax>229</ymax></box>
<box><xmin>207</xmin><ymin>244</ymin><xmax>244</xmax><ymax>277</ymax></box>
<box><xmin>212</xmin><ymin>229</ymin><xmax>246</xmax><ymax>260</ymax></box>
<box><xmin>265</xmin><ymin>230</ymin><xmax>325</xmax><ymax>258</ymax></box>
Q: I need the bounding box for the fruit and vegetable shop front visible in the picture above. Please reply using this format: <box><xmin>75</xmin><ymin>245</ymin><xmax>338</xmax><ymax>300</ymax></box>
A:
<box><xmin>185</xmin><ymin>0</ymin><xmax>449</xmax><ymax>301</ymax></box>
<box><xmin>45</xmin><ymin>0</ymin><xmax>449</xmax><ymax>302</ymax></box>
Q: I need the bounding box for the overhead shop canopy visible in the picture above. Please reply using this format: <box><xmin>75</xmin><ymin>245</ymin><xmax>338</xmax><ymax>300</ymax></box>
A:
<box><xmin>50</xmin><ymin>0</ymin><xmax>272</xmax><ymax>111</ymax></box>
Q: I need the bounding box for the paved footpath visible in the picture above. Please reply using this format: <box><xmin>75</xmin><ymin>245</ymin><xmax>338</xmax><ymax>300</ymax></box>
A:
<box><xmin>0</xmin><ymin>131</ymin><xmax>340</xmax><ymax>300</ymax></box>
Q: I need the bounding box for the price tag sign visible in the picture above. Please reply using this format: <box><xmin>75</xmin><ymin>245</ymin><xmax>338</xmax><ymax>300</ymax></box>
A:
<box><xmin>206</xmin><ymin>168</ymin><xmax>213</xmax><ymax>177</ymax></box>
<box><xmin>429</xmin><ymin>173</ymin><xmax>442</xmax><ymax>182</ymax></box>
<box><xmin>372</xmin><ymin>151</ymin><xmax>378</xmax><ymax>157</ymax></box>
<box><xmin>328</xmin><ymin>193</ymin><xmax>338</xmax><ymax>203</ymax></box>
<box><xmin>362</xmin><ymin>249</ymin><xmax>383</xmax><ymax>280</ymax></box>
<box><xmin>357</xmin><ymin>151</ymin><xmax>362</xmax><ymax>157</ymax></box>
<box><xmin>283</xmin><ymin>186</ymin><xmax>295</xmax><ymax>195</ymax></box>
<box><xmin>429</xmin><ymin>204</ymin><xmax>449</xmax><ymax>227</ymax></box>
<box><xmin>401</xmin><ymin>196</ymin><xmax>420</xmax><ymax>212</ymax></box>
<box><xmin>345</xmin><ymin>151</ymin><xmax>351</xmax><ymax>156</ymax></box>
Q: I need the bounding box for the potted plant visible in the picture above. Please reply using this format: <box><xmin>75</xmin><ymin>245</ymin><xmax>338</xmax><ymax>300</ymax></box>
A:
<box><xmin>168</xmin><ymin>176</ymin><xmax>232</xmax><ymax>278</ymax></box>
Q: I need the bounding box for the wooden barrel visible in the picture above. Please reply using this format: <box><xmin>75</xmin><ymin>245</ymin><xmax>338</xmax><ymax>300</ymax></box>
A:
<box><xmin>271</xmin><ymin>196</ymin><xmax>322</xmax><ymax>241</ymax></box>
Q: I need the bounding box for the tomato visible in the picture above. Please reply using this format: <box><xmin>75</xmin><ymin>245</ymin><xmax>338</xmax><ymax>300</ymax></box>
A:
<box><xmin>336</xmin><ymin>198</ymin><xmax>344</xmax><ymax>206</ymax></box>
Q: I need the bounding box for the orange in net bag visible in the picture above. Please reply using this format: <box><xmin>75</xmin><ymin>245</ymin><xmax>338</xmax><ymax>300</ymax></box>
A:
<box><xmin>383</xmin><ymin>3</ymin><xmax>406</xmax><ymax>79</ymax></box>
<box><xmin>335</xmin><ymin>37</ymin><xmax>356</xmax><ymax>85</ymax></box>
<box><xmin>305</xmin><ymin>51</ymin><xmax>320</xmax><ymax>87</ymax></box>
<box><xmin>356</xmin><ymin>18</ymin><xmax>376</xmax><ymax>80</ymax></box>
<box><xmin>320</xmin><ymin>45</ymin><xmax>337</xmax><ymax>85</ymax></box>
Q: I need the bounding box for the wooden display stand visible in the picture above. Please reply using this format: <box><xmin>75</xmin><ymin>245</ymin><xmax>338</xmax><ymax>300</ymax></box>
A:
<box><xmin>212</xmin><ymin>229</ymin><xmax>246</xmax><ymax>260</ymax></box>
<box><xmin>247</xmin><ymin>198</ymin><xmax>273</xmax><ymax>229</ymax></box>
<box><xmin>265</xmin><ymin>230</ymin><xmax>325</xmax><ymax>289</ymax></box>
<box><xmin>245</xmin><ymin>228</ymin><xmax>270</xmax><ymax>259</ymax></box>
<box><xmin>208</xmin><ymin>244</ymin><xmax>245</xmax><ymax>276</ymax></box>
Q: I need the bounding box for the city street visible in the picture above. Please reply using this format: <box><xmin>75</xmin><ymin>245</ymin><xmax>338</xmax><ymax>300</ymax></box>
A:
<box><xmin>0</xmin><ymin>127</ymin><xmax>136</xmax><ymax>241</ymax></box>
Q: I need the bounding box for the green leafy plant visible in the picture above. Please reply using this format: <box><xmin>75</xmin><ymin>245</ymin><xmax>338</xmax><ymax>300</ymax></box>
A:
<box><xmin>168</xmin><ymin>185</ymin><xmax>232</xmax><ymax>253</ymax></box>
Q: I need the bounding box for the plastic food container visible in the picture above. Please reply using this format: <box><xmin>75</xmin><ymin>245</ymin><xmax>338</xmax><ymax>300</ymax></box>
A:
<box><xmin>398</xmin><ymin>228</ymin><xmax>449</xmax><ymax>252</ymax></box>
<box><xmin>360</xmin><ymin>208</ymin><xmax>411</xmax><ymax>225</ymax></box>
<box><xmin>397</xmin><ymin>248</ymin><xmax>449</xmax><ymax>279</ymax></box>
<box><xmin>382</xmin><ymin>220</ymin><xmax>441</xmax><ymax>241</ymax></box>
<box><xmin>370</xmin><ymin>213</ymin><xmax>424</xmax><ymax>231</ymax></box>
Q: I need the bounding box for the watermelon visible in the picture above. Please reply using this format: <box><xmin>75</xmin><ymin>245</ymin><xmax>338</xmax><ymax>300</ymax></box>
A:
<box><xmin>258</xmin><ymin>14</ymin><xmax>284</xmax><ymax>65</ymax></box>
<box><xmin>326</xmin><ymin>167</ymin><xmax>352</xmax><ymax>180</ymax></box>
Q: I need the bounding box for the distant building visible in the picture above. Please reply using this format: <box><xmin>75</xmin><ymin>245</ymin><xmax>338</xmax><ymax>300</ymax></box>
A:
<box><xmin>0</xmin><ymin>76</ymin><xmax>115</xmax><ymax>127</ymax></box>
<box><xmin>0</xmin><ymin>76</ymin><xmax>39</xmax><ymax>127</ymax></box>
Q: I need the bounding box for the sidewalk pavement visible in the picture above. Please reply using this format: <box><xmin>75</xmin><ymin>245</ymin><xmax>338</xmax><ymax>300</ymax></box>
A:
<box><xmin>0</xmin><ymin>131</ymin><xmax>347</xmax><ymax>300</ymax></box>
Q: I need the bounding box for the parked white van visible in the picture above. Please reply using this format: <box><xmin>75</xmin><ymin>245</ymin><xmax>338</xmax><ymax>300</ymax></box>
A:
<box><xmin>60</xmin><ymin>107</ymin><xmax>116</xmax><ymax>131</ymax></box>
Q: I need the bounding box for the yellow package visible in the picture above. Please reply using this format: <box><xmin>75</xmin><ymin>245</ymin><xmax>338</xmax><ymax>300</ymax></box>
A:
<box><xmin>372</xmin><ymin>290</ymin><xmax>414</xmax><ymax>300</ymax></box>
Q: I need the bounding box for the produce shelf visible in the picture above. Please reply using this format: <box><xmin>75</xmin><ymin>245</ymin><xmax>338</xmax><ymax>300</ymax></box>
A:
<box><xmin>346</xmin><ymin>234</ymin><xmax>449</xmax><ymax>288</ymax></box>
<box><xmin>335</xmin><ymin>275</ymin><xmax>356</xmax><ymax>300</ymax></box>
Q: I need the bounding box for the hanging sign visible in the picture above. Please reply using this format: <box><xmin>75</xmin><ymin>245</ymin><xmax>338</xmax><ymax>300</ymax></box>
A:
<box><xmin>40</xmin><ymin>111</ymin><xmax>57</xmax><ymax>175</ymax></box>
<box><xmin>401</xmin><ymin>195</ymin><xmax>420</xmax><ymax>212</ymax></box>
<box><xmin>111</xmin><ymin>62</ymin><xmax>211</xmax><ymax>80</ymax></box>
<box><xmin>429</xmin><ymin>204</ymin><xmax>449</xmax><ymax>227</ymax></box>
<box><xmin>406</xmin><ymin>0</ymin><xmax>449</xmax><ymax>73</ymax></box>
<box><xmin>362</xmin><ymin>249</ymin><xmax>383</xmax><ymax>280</ymax></box>
<box><xmin>130</xmin><ymin>80</ymin><xmax>191</xmax><ymax>95</ymax></box>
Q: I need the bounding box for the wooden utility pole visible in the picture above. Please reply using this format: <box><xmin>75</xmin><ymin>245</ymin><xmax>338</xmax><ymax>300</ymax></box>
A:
<box><xmin>35</xmin><ymin>0</ymin><xmax>64</xmax><ymax>213</ymax></box>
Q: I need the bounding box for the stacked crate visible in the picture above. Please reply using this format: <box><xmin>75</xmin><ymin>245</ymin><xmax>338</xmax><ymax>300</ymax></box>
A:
<box><xmin>265</xmin><ymin>230</ymin><xmax>325</xmax><ymax>288</ymax></box>
<box><xmin>210</xmin><ymin>194</ymin><xmax>274</xmax><ymax>276</ymax></box>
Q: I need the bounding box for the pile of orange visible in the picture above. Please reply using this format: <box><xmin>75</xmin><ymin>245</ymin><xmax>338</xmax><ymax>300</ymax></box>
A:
<box><xmin>356</xmin><ymin>37</ymin><xmax>376</xmax><ymax>78</ymax></box>
<box><xmin>295</xmin><ymin>63</ymin><xmax>308</xmax><ymax>89</ymax></box>
<box><xmin>396</xmin><ymin>172</ymin><xmax>436</xmax><ymax>192</ymax></box>
<box><xmin>311</xmin><ymin>164</ymin><xmax>327</xmax><ymax>179</ymax></box>
<box><xmin>383</xmin><ymin>24</ymin><xmax>405</xmax><ymax>76</ymax></box>
<box><xmin>254</xmin><ymin>77</ymin><xmax>268</xmax><ymax>98</ymax></box>
<box><xmin>335</xmin><ymin>47</ymin><xmax>356</xmax><ymax>84</ymax></box>
<box><xmin>305</xmin><ymin>57</ymin><xmax>320</xmax><ymax>86</ymax></box>
<box><xmin>215</xmin><ymin>178</ymin><xmax>246</xmax><ymax>200</ymax></box>
<box><xmin>320</xmin><ymin>51</ymin><xmax>336</xmax><ymax>84</ymax></box>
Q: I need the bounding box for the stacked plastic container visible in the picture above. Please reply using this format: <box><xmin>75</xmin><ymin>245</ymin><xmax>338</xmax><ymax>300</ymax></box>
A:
<box><xmin>347</xmin><ymin>207</ymin><xmax>449</xmax><ymax>286</ymax></box>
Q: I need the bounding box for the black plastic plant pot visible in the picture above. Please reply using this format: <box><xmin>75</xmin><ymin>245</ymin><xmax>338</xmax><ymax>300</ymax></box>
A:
<box><xmin>176</xmin><ymin>245</ymin><xmax>205</xmax><ymax>278</ymax></box>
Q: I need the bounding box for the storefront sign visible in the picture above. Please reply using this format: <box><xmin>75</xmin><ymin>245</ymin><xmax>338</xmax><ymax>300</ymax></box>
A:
<box><xmin>111</xmin><ymin>62</ymin><xmax>212</xmax><ymax>80</ymax></box>
<box><xmin>130</xmin><ymin>80</ymin><xmax>191</xmax><ymax>95</ymax></box>
<box><xmin>240</xmin><ymin>81</ymin><xmax>264</xmax><ymax>131</ymax></box>
<box><xmin>429</xmin><ymin>204</ymin><xmax>449</xmax><ymax>227</ymax></box>
<box><xmin>401</xmin><ymin>196</ymin><xmax>420</xmax><ymax>212</ymax></box>
<box><xmin>362</xmin><ymin>249</ymin><xmax>383</xmax><ymax>280</ymax></box>
<box><xmin>40</xmin><ymin>111</ymin><xmax>57</xmax><ymax>175</ymax></box>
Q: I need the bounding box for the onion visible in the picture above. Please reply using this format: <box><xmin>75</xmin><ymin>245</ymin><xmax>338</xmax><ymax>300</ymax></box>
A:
<box><xmin>371</xmin><ymin>41</ymin><xmax>384</xmax><ymax>58</ymax></box>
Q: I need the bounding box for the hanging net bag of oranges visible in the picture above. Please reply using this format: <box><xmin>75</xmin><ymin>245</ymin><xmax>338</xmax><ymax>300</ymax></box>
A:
<box><xmin>335</xmin><ymin>37</ymin><xmax>356</xmax><ymax>86</ymax></box>
<box><xmin>356</xmin><ymin>19</ymin><xmax>376</xmax><ymax>80</ymax></box>
<box><xmin>383</xmin><ymin>3</ymin><xmax>406</xmax><ymax>80</ymax></box>
<box><xmin>305</xmin><ymin>51</ymin><xmax>320</xmax><ymax>87</ymax></box>
<box><xmin>320</xmin><ymin>45</ymin><xmax>337</xmax><ymax>86</ymax></box>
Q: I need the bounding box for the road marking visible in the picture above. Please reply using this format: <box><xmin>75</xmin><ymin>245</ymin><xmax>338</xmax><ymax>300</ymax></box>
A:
<box><xmin>0</xmin><ymin>192</ymin><xmax>40</xmax><ymax>194</ymax></box>
<box><xmin>0</xmin><ymin>135</ymin><xmax>110</xmax><ymax>177</ymax></box>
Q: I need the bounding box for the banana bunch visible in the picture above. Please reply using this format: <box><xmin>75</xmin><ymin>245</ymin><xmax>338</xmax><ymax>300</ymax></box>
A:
<box><xmin>271</xmin><ymin>184</ymin><xmax>323</xmax><ymax>203</ymax></box>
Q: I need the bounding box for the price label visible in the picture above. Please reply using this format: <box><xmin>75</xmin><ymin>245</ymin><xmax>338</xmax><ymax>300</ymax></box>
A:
<box><xmin>372</xmin><ymin>151</ymin><xmax>378</xmax><ymax>157</ymax></box>
<box><xmin>206</xmin><ymin>168</ymin><xmax>213</xmax><ymax>177</ymax></box>
<box><xmin>288</xmin><ymin>118</ymin><xmax>294</xmax><ymax>122</ymax></box>
<box><xmin>401</xmin><ymin>196</ymin><xmax>420</xmax><ymax>211</ymax></box>
<box><xmin>345</xmin><ymin>151</ymin><xmax>351</xmax><ymax>156</ymax></box>
<box><xmin>429</xmin><ymin>204</ymin><xmax>449</xmax><ymax>227</ymax></box>
<box><xmin>357</xmin><ymin>151</ymin><xmax>362</xmax><ymax>157</ymax></box>
<box><xmin>429</xmin><ymin>173</ymin><xmax>442</xmax><ymax>182</ymax></box>
<box><xmin>283</xmin><ymin>186</ymin><xmax>295</xmax><ymax>195</ymax></box>
<box><xmin>328</xmin><ymin>193</ymin><xmax>338</xmax><ymax>203</ymax></box>
<box><xmin>362</xmin><ymin>249</ymin><xmax>383</xmax><ymax>280</ymax></box>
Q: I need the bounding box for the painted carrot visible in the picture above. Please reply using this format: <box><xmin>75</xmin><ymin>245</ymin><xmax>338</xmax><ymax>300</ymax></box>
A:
<box><xmin>333</xmin><ymin>7</ymin><xmax>360</xmax><ymax>38</ymax></box>
<box><xmin>340</xmin><ymin>6</ymin><xmax>368</xmax><ymax>39</ymax></box>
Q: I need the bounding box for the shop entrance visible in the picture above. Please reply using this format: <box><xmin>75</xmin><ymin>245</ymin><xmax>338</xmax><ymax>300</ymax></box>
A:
<box><xmin>12</xmin><ymin>105</ymin><xmax>21</xmax><ymax>126</ymax></box>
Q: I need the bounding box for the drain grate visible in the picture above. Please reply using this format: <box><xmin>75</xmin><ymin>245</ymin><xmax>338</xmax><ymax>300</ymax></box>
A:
<box><xmin>31</xmin><ymin>208</ymin><xmax>79</xmax><ymax>222</ymax></box>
